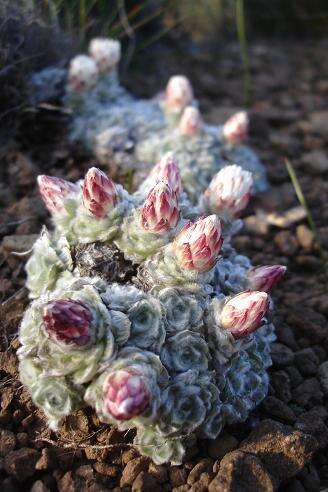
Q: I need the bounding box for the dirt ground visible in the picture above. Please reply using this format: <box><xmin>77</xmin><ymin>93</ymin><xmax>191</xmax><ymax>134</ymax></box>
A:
<box><xmin>1</xmin><ymin>37</ymin><xmax>328</xmax><ymax>491</ymax></box>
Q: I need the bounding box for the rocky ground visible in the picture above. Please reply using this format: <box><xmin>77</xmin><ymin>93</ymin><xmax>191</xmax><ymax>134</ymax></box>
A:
<box><xmin>1</xmin><ymin>37</ymin><xmax>328</xmax><ymax>491</ymax></box>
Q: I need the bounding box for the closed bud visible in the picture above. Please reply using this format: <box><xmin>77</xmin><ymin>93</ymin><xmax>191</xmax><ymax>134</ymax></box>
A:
<box><xmin>83</xmin><ymin>167</ymin><xmax>118</xmax><ymax>218</ymax></box>
<box><xmin>166</xmin><ymin>75</ymin><xmax>194</xmax><ymax>110</ymax></box>
<box><xmin>104</xmin><ymin>369</ymin><xmax>150</xmax><ymax>420</ymax></box>
<box><xmin>141</xmin><ymin>181</ymin><xmax>180</xmax><ymax>234</ymax></box>
<box><xmin>223</xmin><ymin>111</ymin><xmax>249</xmax><ymax>145</ymax></box>
<box><xmin>89</xmin><ymin>38</ymin><xmax>121</xmax><ymax>73</ymax></box>
<box><xmin>179</xmin><ymin>106</ymin><xmax>203</xmax><ymax>136</ymax></box>
<box><xmin>173</xmin><ymin>215</ymin><xmax>223</xmax><ymax>272</ymax></box>
<box><xmin>221</xmin><ymin>291</ymin><xmax>269</xmax><ymax>339</ymax></box>
<box><xmin>204</xmin><ymin>165</ymin><xmax>253</xmax><ymax>220</ymax></box>
<box><xmin>38</xmin><ymin>175</ymin><xmax>78</xmax><ymax>215</ymax></box>
<box><xmin>149</xmin><ymin>153</ymin><xmax>182</xmax><ymax>195</ymax></box>
<box><xmin>247</xmin><ymin>265</ymin><xmax>286</xmax><ymax>292</ymax></box>
<box><xmin>43</xmin><ymin>299</ymin><xmax>92</xmax><ymax>346</ymax></box>
<box><xmin>67</xmin><ymin>55</ymin><xmax>98</xmax><ymax>93</ymax></box>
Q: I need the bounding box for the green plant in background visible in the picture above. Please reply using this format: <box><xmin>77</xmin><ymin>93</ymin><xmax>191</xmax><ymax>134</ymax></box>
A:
<box><xmin>285</xmin><ymin>158</ymin><xmax>328</xmax><ymax>275</ymax></box>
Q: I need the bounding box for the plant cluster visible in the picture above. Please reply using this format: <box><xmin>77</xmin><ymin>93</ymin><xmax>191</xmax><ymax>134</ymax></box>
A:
<box><xmin>63</xmin><ymin>37</ymin><xmax>268</xmax><ymax>197</ymax></box>
<box><xmin>19</xmin><ymin>155</ymin><xmax>285</xmax><ymax>464</ymax></box>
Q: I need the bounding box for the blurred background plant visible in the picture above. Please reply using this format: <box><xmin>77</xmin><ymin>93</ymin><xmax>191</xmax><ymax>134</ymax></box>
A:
<box><xmin>1</xmin><ymin>0</ymin><xmax>328</xmax><ymax>148</ymax></box>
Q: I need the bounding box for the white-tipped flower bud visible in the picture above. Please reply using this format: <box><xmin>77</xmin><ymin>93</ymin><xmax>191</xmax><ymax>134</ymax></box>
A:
<box><xmin>247</xmin><ymin>265</ymin><xmax>286</xmax><ymax>292</ymax></box>
<box><xmin>203</xmin><ymin>165</ymin><xmax>253</xmax><ymax>221</ymax></box>
<box><xmin>223</xmin><ymin>111</ymin><xmax>249</xmax><ymax>145</ymax></box>
<box><xmin>179</xmin><ymin>106</ymin><xmax>203</xmax><ymax>136</ymax></box>
<box><xmin>141</xmin><ymin>180</ymin><xmax>180</xmax><ymax>234</ymax></box>
<box><xmin>221</xmin><ymin>291</ymin><xmax>269</xmax><ymax>339</ymax></box>
<box><xmin>42</xmin><ymin>299</ymin><xmax>92</xmax><ymax>346</ymax></box>
<box><xmin>67</xmin><ymin>55</ymin><xmax>98</xmax><ymax>93</ymax></box>
<box><xmin>173</xmin><ymin>215</ymin><xmax>223</xmax><ymax>272</ymax></box>
<box><xmin>38</xmin><ymin>175</ymin><xmax>78</xmax><ymax>216</ymax></box>
<box><xmin>148</xmin><ymin>153</ymin><xmax>182</xmax><ymax>195</ymax></box>
<box><xmin>83</xmin><ymin>167</ymin><xmax>118</xmax><ymax>218</ymax></box>
<box><xmin>166</xmin><ymin>75</ymin><xmax>194</xmax><ymax>111</ymax></box>
<box><xmin>103</xmin><ymin>369</ymin><xmax>150</xmax><ymax>420</ymax></box>
<box><xmin>89</xmin><ymin>37</ymin><xmax>121</xmax><ymax>73</ymax></box>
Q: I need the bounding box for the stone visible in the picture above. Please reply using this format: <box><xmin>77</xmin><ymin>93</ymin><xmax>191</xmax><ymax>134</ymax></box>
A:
<box><xmin>207</xmin><ymin>432</ymin><xmax>239</xmax><ymax>460</ymax></box>
<box><xmin>120</xmin><ymin>457</ymin><xmax>149</xmax><ymax>487</ymax></box>
<box><xmin>287</xmin><ymin>308</ymin><xmax>328</xmax><ymax>343</ymax></box>
<box><xmin>0</xmin><ymin>430</ymin><xmax>16</xmax><ymax>457</ymax></box>
<box><xmin>187</xmin><ymin>459</ymin><xmax>213</xmax><ymax>485</ymax></box>
<box><xmin>292</xmin><ymin>378</ymin><xmax>323</xmax><ymax>408</ymax></box>
<box><xmin>265</xmin><ymin>206</ymin><xmax>306</xmax><ymax>229</ymax></box>
<box><xmin>318</xmin><ymin>361</ymin><xmax>328</xmax><ymax>395</ymax></box>
<box><xmin>270</xmin><ymin>371</ymin><xmax>292</xmax><ymax>403</ymax></box>
<box><xmin>274</xmin><ymin>231</ymin><xmax>298</xmax><ymax>256</ymax></box>
<box><xmin>57</xmin><ymin>471</ymin><xmax>82</xmax><ymax>492</ymax></box>
<box><xmin>4</xmin><ymin>448</ymin><xmax>39</xmax><ymax>481</ymax></box>
<box><xmin>239</xmin><ymin>420</ymin><xmax>318</xmax><ymax>484</ymax></box>
<box><xmin>301</xmin><ymin>149</ymin><xmax>328</xmax><ymax>173</ymax></box>
<box><xmin>209</xmin><ymin>450</ymin><xmax>276</xmax><ymax>492</ymax></box>
<box><xmin>169</xmin><ymin>467</ymin><xmax>188</xmax><ymax>487</ymax></box>
<box><xmin>132</xmin><ymin>471</ymin><xmax>158</xmax><ymax>491</ymax></box>
<box><xmin>296</xmin><ymin>225</ymin><xmax>314</xmax><ymax>251</ymax></box>
<box><xmin>270</xmin><ymin>343</ymin><xmax>294</xmax><ymax>366</ymax></box>
<box><xmin>262</xmin><ymin>396</ymin><xmax>296</xmax><ymax>423</ymax></box>
<box><xmin>35</xmin><ymin>448</ymin><xmax>55</xmax><ymax>470</ymax></box>
<box><xmin>148</xmin><ymin>462</ymin><xmax>168</xmax><ymax>483</ymax></box>
<box><xmin>308</xmin><ymin>110</ymin><xmax>328</xmax><ymax>136</ymax></box>
<box><xmin>295</xmin><ymin>410</ymin><xmax>328</xmax><ymax>450</ymax></box>
<box><xmin>93</xmin><ymin>462</ymin><xmax>119</xmax><ymax>477</ymax></box>
<box><xmin>294</xmin><ymin>348</ymin><xmax>319</xmax><ymax>376</ymax></box>
<box><xmin>30</xmin><ymin>481</ymin><xmax>50</xmax><ymax>492</ymax></box>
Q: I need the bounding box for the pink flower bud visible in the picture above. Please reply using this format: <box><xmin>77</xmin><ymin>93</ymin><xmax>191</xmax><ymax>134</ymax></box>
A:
<box><xmin>104</xmin><ymin>369</ymin><xmax>150</xmax><ymax>420</ymax></box>
<box><xmin>173</xmin><ymin>215</ymin><xmax>223</xmax><ymax>272</ymax></box>
<box><xmin>223</xmin><ymin>111</ymin><xmax>249</xmax><ymax>145</ymax></box>
<box><xmin>166</xmin><ymin>75</ymin><xmax>194</xmax><ymax>110</ymax></box>
<box><xmin>204</xmin><ymin>165</ymin><xmax>253</xmax><ymax>220</ymax></box>
<box><xmin>247</xmin><ymin>265</ymin><xmax>286</xmax><ymax>292</ymax></box>
<box><xmin>179</xmin><ymin>106</ymin><xmax>203</xmax><ymax>136</ymax></box>
<box><xmin>141</xmin><ymin>181</ymin><xmax>180</xmax><ymax>234</ymax></box>
<box><xmin>38</xmin><ymin>175</ymin><xmax>78</xmax><ymax>215</ymax></box>
<box><xmin>42</xmin><ymin>299</ymin><xmax>92</xmax><ymax>346</ymax></box>
<box><xmin>149</xmin><ymin>153</ymin><xmax>182</xmax><ymax>195</ymax></box>
<box><xmin>221</xmin><ymin>291</ymin><xmax>269</xmax><ymax>339</ymax></box>
<box><xmin>89</xmin><ymin>38</ymin><xmax>121</xmax><ymax>73</ymax></box>
<box><xmin>67</xmin><ymin>55</ymin><xmax>98</xmax><ymax>93</ymax></box>
<box><xmin>83</xmin><ymin>167</ymin><xmax>118</xmax><ymax>218</ymax></box>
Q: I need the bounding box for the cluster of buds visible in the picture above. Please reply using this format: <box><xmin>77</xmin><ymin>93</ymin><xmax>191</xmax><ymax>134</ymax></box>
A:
<box><xmin>19</xmin><ymin>154</ymin><xmax>284</xmax><ymax>465</ymax></box>
<box><xmin>203</xmin><ymin>164</ymin><xmax>253</xmax><ymax>221</ymax></box>
<box><xmin>222</xmin><ymin>111</ymin><xmax>249</xmax><ymax>145</ymax></box>
<box><xmin>89</xmin><ymin>38</ymin><xmax>121</xmax><ymax>73</ymax></box>
<box><xmin>67</xmin><ymin>55</ymin><xmax>98</xmax><ymax>93</ymax></box>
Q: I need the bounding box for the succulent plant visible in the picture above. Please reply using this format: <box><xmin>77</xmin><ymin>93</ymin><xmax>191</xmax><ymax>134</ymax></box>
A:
<box><xmin>18</xmin><ymin>157</ymin><xmax>285</xmax><ymax>464</ymax></box>
<box><xmin>61</xmin><ymin>37</ymin><xmax>268</xmax><ymax>194</ymax></box>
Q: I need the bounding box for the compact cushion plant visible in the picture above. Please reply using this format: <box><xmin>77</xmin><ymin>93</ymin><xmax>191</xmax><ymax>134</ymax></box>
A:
<box><xmin>64</xmin><ymin>37</ymin><xmax>268</xmax><ymax>197</ymax></box>
<box><xmin>18</xmin><ymin>154</ymin><xmax>285</xmax><ymax>465</ymax></box>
